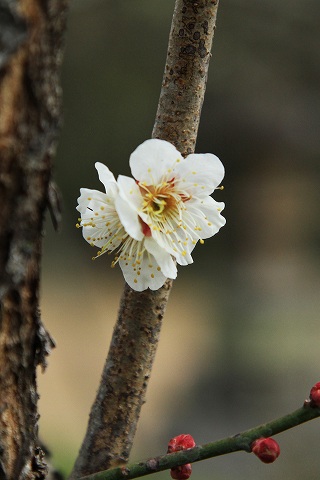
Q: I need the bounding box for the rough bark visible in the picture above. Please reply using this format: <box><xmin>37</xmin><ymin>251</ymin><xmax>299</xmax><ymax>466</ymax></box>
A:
<box><xmin>70</xmin><ymin>1</ymin><xmax>220</xmax><ymax>478</ymax></box>
<box><xmin>0</xmin><ymin>1</ymin><xmax>68</xmax><ymax>479</ymax></box>
<box><xmin>153</xmin><ymin>0</ymin><xmax>219</xmax><ymax>155</ymax></box>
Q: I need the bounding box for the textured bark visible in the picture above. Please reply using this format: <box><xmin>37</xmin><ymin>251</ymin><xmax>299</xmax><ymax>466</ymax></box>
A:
<box><xmin>153</xmin><ymin>0</ymin><xmax>219</xmax><ymax>155</ymax></box>
<box><xmin>70</xmin><ymin>283</ymin><xmax>172</xmax><ymax>479</ymax></box>
<box><xmin>0</xmin><ymin>1</ymin><xmax>68</xmax><ymax>479</ymax></box>
<box><xmin>70</xmin><ymin>1</ymin><xmax>220</xmax><ymax>478</ymax></box>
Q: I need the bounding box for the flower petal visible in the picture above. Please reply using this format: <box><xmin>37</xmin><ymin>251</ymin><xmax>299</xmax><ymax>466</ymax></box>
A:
<box><xmin>175</xmin><ymin>153</ymin><xmax>224</xmax><ymax>196</ymax></box>
<box><xmin>129</xmin><ymin>139</ymin><xmax>183</xmax><ymax>184</ymax></box>
<box><xmin>144</xmin><ymin>237</ymin><xmax>177</xmax><ymax>279</ymax></box>
<box><xmin>77</xmin><ymin>185</ymin><xmax>124</xmax><ymax>251</ymax></box>
<box><xmin>117</xmin><ymin>175</ymin><xmax>143</xmax><ymax>212</ymax></box>
<box><xmin>174</xmin><ymin>250</ymin><xmax>194</xmax><ymax>266</ymax></box>
<box><xmin>77</xmin><ymin>188</ymin><xmax>113</xmax><ymax>214</ymax></box>
<box><xmin>81</xmin><ymin>223</ymin><xmax>123</xmax><ymax>249</ymax></box>
<box><xmin>76</xmin><ymin>188</ymin><xmax>102</xmax><ymax>214</ymax></box>
<box><xmin>184</xmin><ymin>196</ymin><xmax>226</xmax><ymax>239</ymax></box>
<box><xmin>144</xmin><ymin>203</ymin><xmax>196</xmax><ymax>264</ymax></box>
<box><xmin>119</xmin><ymin>248</ymin><xmax>168</xmax><ymax>291</ymax></box>
<box><xmin>115</xmin><ymin>193</ymin><xmax>144</xmax><ymax>241</ymax></box>
<box><xmin>196</xmin><ymin>197</ymin><xmax>226</xmax><ymax>238</ymax></box>
<box><xmin>95</xmin><ymin>162</ymin><xmax>117</xmax><ymax>191</ymax></box>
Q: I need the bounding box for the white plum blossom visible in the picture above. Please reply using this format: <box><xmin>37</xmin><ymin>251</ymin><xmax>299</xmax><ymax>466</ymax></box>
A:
<box><xmin>76</xmin><ymin>162</ymin><xmax>177</xmax><ymax>291</ymax></box>
<box><xmin>116</xmin><ymin>139</ymin><xmax>226</xmax><ymax>266</ymax></box>
<box><xmin>76</xmin><ymin>139</ymin><xmax>226</xmax><ymax>292</ymax></box>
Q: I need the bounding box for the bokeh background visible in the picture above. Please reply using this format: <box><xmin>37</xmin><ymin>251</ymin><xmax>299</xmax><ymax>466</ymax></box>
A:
<box><xmin>38</xmin><ymin>0</ymin><xmax>320</xmax><ymax>478</ymax></box>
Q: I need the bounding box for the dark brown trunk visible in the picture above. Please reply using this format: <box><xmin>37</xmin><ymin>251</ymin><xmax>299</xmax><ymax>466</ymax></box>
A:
<box><xmin>0</xmin><ymin>1</ymin><xmax>68</xmax><ymax>478</ymax></box>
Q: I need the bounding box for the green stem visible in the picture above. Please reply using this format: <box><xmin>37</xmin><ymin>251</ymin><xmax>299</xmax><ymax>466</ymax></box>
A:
<box><xmin>80</xmin><ymin>402</ymin><xmax>320</xmax><ymax>480</ymax></box>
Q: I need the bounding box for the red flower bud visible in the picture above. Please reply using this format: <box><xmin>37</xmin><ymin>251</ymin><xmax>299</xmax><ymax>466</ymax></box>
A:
<box><xmin>309</xmin><ymin>382</ymin><xmax>320</xmax><ymax>407</ymax></box>
<box><xmin>168</xmin><ymin>435</ymin><xmax>195</xmax><ymax>479</ymax></box>
<box><xmin>251</xmin><ymin>437</ymin><xmax>280</xmax><ymax>464</ymax></box>
<box><xmin>167</xmin><ymin>434</ymin><xmax>196</xmax><ymax>453</ymax></box>
<box><xmin>170</xmin><ymin>464</ymin><xmax>192</xmax><ymax>480</ymax></box>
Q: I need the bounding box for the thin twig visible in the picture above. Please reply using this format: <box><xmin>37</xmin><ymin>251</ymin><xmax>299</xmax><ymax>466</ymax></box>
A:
<box><xmin>79</xmin><ymin>402</ymin><xmax>320</xmax><ymax>480</ymax></box>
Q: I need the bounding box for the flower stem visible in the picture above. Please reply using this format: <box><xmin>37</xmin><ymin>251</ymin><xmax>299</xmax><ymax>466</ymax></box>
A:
<box><xmin>80</xmin><ymin>403</ymin><xmax>320</xmax><ymax>480</ymax></box>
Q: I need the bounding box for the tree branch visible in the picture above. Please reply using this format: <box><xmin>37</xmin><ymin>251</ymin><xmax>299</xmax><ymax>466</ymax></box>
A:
<box><xmin>69</xmin><ymin>1</ymin><xmax>220</xmax><ymax>478</ymax></box>
<box><xmin>152</xmin><ymin>0</ymin><xmax>219</xmax><ymax>155</ymax></box>
<box><xmin>79</xmin><ymin>402</ymin><xmax>320</xmax><ymax>480</ymax></box>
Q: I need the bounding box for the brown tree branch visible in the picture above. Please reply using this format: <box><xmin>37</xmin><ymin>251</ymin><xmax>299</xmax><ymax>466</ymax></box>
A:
<box><xmin>70</xmin><ymin>1</ymin><xmax>220</xmax><ymax>478</ymax></box>
<box><xmin>153</xmin><ymin>0</ymin><xmax>219</xmax><ymax>155</ymax></box>
<box><xmin>0</xmin><ymin>1</ymin><xmax>68</xmax><ymax>479</ymax></box>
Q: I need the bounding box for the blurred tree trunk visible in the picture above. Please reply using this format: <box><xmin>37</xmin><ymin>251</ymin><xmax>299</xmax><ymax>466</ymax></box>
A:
<box><xmin>0</xmin><ymin>1</ymin><xmax>68</xmax><ymax>479</ymax></box>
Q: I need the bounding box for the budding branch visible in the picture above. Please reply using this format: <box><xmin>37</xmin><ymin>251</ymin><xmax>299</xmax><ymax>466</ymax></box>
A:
<box><xmin>80</xmin><ymin>402</ymin><xmax>320</xmax><ymax>480</ymax></box>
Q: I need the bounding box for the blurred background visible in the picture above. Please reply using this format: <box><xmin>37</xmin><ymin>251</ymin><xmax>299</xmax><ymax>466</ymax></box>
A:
<box><xmin>38</xmin><ymin>0</ymin><xmax>320</xmax><ymax>478</ymax></box>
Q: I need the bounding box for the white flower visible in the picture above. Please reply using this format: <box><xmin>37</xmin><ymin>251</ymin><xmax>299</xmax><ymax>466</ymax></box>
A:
<box><xmin>116</xmin><ymin>139</ymin><xmax>226</xmax><ymax>266</ymax></box>
<box><xmin>76</xmin><ymin>162</ymin><xmax>177</xmax><ymax>291</ymax></box>
<box><xmin>76</xmin><ymin>139</ymin><xmax>226</xmax><ymax>291</ymax></box>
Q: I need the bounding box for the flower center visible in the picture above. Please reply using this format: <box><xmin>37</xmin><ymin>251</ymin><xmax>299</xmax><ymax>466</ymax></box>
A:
<box><xmin>139</xmin><ymin>179</ymin><xmax>181</xmax><ymax>218</ymax></box>
<box><xmin>137</xmin><ymin>178</ymin><xmax>194</xmax><ymax>258</ymax></box>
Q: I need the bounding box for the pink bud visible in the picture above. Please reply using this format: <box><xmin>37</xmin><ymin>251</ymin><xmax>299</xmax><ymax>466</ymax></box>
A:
<box><xmin>167</xmin><ymin>434</ymin><xmax>196</xmax><ymax>454</ymax></box>
<box><xmin>251</xmin><ymin>437</ymin><xmax>280</xmax><ymax>464</ymax></box>
<box><xmin>309</xmin><ymin>382</ymin><xmax>320</xmax><ymax>407</ymax></box>
<box><xmin>170</xmin><ymin>464</ymin><xmax>192</xmax><ymax>480</ymax></box>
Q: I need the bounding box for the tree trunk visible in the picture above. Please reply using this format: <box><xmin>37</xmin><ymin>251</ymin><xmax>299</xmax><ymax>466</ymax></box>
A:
<box><xmin>0</xmin><ymin>1</ymin><xmax>68</xmax><ymax>478</ymax></box>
